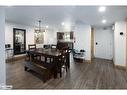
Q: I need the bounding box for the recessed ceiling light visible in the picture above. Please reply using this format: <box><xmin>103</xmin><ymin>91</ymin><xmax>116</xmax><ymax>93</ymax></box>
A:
<box><xmin>46</xmin><ymin>26</ymin><xmax>48</xmax><ymax>28</ymax></box>
<box><xmin>99</xmin><ymin>6</ymin><xmax>106</xmax><ymax>12</ymax></box>
<box><xmin>102</xmin><ymin>19</ymin><xmax>107</xmax><ymax>24</ymax></box>
<box><xmin>61</xmin><ymin>22</ymin><xmax>65</xmax><ymax>26</ymax></box>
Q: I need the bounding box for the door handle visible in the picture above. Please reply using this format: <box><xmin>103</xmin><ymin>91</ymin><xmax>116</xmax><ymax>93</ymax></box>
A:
<box><xmin>96</xmin><ymin>42</ymin><xmax>98</xmax><ymax>45</ymax></box>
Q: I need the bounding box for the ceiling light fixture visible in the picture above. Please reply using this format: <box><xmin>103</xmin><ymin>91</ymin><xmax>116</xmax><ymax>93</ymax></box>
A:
<box><xmin>38</xmin><ymin>20</ymin><xmax>41</xmax><ymax>32</ymax></box>
<box><xmin>46</xmin><ymin>25</ymin><xmax>49</xmax><ymax>28</ymax></box>
<box><xmin>99</xmin><ymin>6</ymin><xmax>106</xmax><ymax>12</ymax></box>
<box><xmin>102</xmin><ymin>19</ymin><xmax>107</xmax><ymax>24</ymax></box>
<box><xmin>61</xmin><ymin>22</ymin><xmax>65</xmax><ymax>26</ymax></box>
<box><xmin>35</xmin><ymin>20</ymin><xmax>45</xmax><ymax>33</ymax></box>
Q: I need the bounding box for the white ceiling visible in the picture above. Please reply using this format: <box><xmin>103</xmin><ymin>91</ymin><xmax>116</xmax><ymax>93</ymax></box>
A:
<box><xmin>5</xmin><ymin>6</ymin><xmax>127</xmax><ymax>28</ymax></box>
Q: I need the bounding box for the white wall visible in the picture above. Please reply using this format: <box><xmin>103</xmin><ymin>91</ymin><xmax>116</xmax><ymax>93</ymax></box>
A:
<box><xmin>5</xmin><ymin>22</ymin><xmax>57</xmax><ymax>50</ymax></box>
<box><xmin>44</xmin><ymin>28</ymin><xmax>57</xmax><ymax>44</ymax></box>
<box><xmin>114</xmin><ymin>21</ymin><xmax>126</xmax><ymax>66</ymax></box>
<box><xmin>44</xmin><ymin>24</ymin><xmax>92</xmax><ymax>60</ymax></box>
<box><xmin>94</xmin><ymin>27</ymin><xmax>114</xmax><ymax>60</ymax></box>
<box><xmin>51</xmin><ymin>24</ymin><xmax>92</xmax><ymax>61</ymax></box>
<box><xmin>0</xmin><ymin>7</ymin><xmax>6</xmax><ymax>87</ymax></box>
<box><xmin>74</xmin><ymin>24</ymin><xmax>91</xmax><ymax>60</ymax></box>
<box><xmin>5</xmin><ymin>21</ymin><xmax>35</xmax><ymax>50</ymax></box>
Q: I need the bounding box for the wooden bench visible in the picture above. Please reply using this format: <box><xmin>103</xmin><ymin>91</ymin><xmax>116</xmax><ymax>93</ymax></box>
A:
<box><xmin>24</xmin><ymin>60</ymin><xmax>54</xmax><ymax>83</ymax></box>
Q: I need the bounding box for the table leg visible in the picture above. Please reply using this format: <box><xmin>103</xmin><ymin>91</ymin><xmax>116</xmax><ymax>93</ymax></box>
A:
<box><xmin>53</xmin><ymin>57</ymin><xmax>58</xmax><ymax>78</ymax></box>
<box><xmin>66</xmin><ymin>53</ymin><xmax>70</xmax><ymax>69</ymax></box>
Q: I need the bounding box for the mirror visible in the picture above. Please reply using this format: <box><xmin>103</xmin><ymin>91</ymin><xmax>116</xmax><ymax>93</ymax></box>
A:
<box><xmin>13</xmin><ymin>28</ymin><xmax>26</xmax><ymax>55</ymax></box>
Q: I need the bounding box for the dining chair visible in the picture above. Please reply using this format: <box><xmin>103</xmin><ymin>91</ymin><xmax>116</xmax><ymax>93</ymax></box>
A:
<box><xmin>57</xmin><ymin>49</ymin><xmax>69</xmax><ymax>77</ymax></box>
<box><xmin>28</xmin><ymin>44</ymin><xmax>36</xmax><ymax>50</ymax></box>
<box><xmin>26</xmin><ymin>44</ymin><xmax>40</xmax><ymax>61</ymax></box>
<box><xmin>43</xmin><ymin>44</ymin><xmax>51</xmax><ymax>49</ymax></box>
<box><xmin>51</xmin><ymin>44</ymin><xmax>57</xmax><ymax>49</ymax></box>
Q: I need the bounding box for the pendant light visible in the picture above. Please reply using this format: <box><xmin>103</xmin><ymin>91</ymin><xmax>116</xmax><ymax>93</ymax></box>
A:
<box><xmin>38</xmin><ymin>20</ymin><xmax>41</xmax><ymax>32</ymax></box>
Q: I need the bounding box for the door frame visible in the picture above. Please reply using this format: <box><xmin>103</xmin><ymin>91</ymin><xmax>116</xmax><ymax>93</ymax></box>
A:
<box><xmin>91</xmin><ymin>27</ymin><xmax>94</xmax><ymax>59</ymax></box>
<box><xmin>125</xmin><ymin>18</ymin><xmax>127</xmax><ymax>71</ymax></box>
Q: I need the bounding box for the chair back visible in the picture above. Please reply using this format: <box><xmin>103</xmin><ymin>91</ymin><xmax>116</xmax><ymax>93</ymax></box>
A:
<box><xmin>51</xmin><ymin>44</ymin><xmax>57</xmax><ymax>49</ymax></box>
<box><xmin>57</xmin><ymin>42</ymin><xmax>69</xmax><ymax>50</ymax></box>
<box><xmin>28</xmin><ymin>44</ymin><xmax>36</xmax><ymax>50</ymax></box>
<box><xmin>43</xmin><ymin>44</ymin><xmax>51</xmax><ymax>49</ymax></box>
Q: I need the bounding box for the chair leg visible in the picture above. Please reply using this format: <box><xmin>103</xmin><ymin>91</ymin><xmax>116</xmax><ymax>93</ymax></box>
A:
<box><xmin>66</xmin><ymin>66</ymin><xmax>68</xmax><ymax>72</ymax></box>
<box><xmin>60</xmin><ymin>68</ymin><xmax>62</xmax><ymax>77</ymax></box>
<box><xmin>24</xmin><ymin>66</ymin><xmax>28</xmax><ymax>71</ymax></box>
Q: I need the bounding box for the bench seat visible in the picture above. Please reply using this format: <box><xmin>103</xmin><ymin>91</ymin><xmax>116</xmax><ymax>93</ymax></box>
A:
<box><xmin>24</xmin><ymin>61</ymin><xmax>54</xmax><ymax>83</ymax></box>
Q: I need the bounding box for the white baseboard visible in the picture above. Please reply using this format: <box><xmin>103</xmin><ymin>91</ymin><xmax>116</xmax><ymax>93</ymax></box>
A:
<box><xmin>0</xmin><ymin>84</ymin><xmax>13</xmax><ymax>90</ymax></box>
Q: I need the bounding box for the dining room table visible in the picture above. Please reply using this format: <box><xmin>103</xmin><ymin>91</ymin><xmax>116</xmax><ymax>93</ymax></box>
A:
<box><xmin>25</xmin><ymin>48</ymin><xmax>70</xmax><ymax>78</ymax></box>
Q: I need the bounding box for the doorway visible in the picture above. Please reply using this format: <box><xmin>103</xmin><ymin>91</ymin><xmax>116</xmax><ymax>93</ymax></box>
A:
<box><xmin>94</xmin><ymin>27</ymin><xmax>114</xmax><ymax>60</ymax></box>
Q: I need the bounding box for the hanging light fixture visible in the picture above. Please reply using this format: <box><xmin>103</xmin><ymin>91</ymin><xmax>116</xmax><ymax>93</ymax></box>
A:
<box><xmin>38</xmin><ymin>20</ymin><xmax>41</xmax><ymax>32</ymax></box>
<box><xmin>34</xmin><ymin>20</ymin><xmax>45</xmax><ymax>44</ymax></box>
<box><xmin>35</xmin><ymin>20</ymin><xmax>45</xmax><ymax>34</ymax></box>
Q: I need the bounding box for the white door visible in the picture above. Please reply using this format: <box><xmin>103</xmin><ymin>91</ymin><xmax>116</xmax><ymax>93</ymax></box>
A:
<box><xmin>94</xmin><ymin>28</ymin><xmax>113</xmax><ymax>60</ymax></box>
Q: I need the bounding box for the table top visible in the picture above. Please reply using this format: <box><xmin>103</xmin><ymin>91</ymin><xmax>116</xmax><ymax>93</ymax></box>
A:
<box><xmin>27</xmin><ymin>48</ymin><xmax>62</xmax><ymax>57</ymax></box>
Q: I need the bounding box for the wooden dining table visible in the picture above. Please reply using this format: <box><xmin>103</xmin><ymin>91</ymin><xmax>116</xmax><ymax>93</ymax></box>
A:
<box><xmin>25</xmin><ymin>48</ymin><xmax>70</xmax><ymax>78</ymax></box>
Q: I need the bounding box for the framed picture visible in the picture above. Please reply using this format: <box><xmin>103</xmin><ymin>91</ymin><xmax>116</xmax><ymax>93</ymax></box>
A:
<box><xmin>34</xmin><ymin>29</ymin><xmax>45</xmax><ymax>44</ymax></box>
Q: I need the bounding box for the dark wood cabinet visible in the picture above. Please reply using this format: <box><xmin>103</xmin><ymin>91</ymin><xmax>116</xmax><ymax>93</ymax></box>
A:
<box><xmin>57</xmin><ymin>32</ymin><xmax>64</xmax><ymax>40</ymax></box>
<box><xmin>57</xmin><ymin>32</ymin><xmax>74</xmax><ymax>41</ymax></box>
<box><xmin>57</xmin><ymin>42</ymin><xmax>73</xmax><ymax>50</ymax></box>
<box><xmin>57</xmin><ymin>32</ymin><xmax>74</xmax><ymax>50</ymax></box>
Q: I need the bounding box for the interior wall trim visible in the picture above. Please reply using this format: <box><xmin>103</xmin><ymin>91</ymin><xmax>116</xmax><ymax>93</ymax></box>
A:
<box><xmin>114</xmin><ymin>64</ymin><xmax>126</xmax><ymax>71</ymax></box>
<box><xmin>6</xmin><ymin>55</ymin><xmax>26</xmax><ymax>63</ymax></box>
<box><xmin>86</xmin><ymin>60</ymin><xmax>92</xmax><ymax>64</ymax></box>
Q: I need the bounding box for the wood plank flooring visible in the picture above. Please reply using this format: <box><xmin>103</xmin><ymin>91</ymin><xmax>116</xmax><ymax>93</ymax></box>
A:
<box><xmin>6</xmin><ymin>57</ymin><xmax>127</xmax><ymax>89</ymax></box>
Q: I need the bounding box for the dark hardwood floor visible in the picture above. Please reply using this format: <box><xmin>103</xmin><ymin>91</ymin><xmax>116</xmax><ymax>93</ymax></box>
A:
<box><xmin>6</xmin><ymin>56</ymin><xmax>127</xmax><ymax>89</ymax></box>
